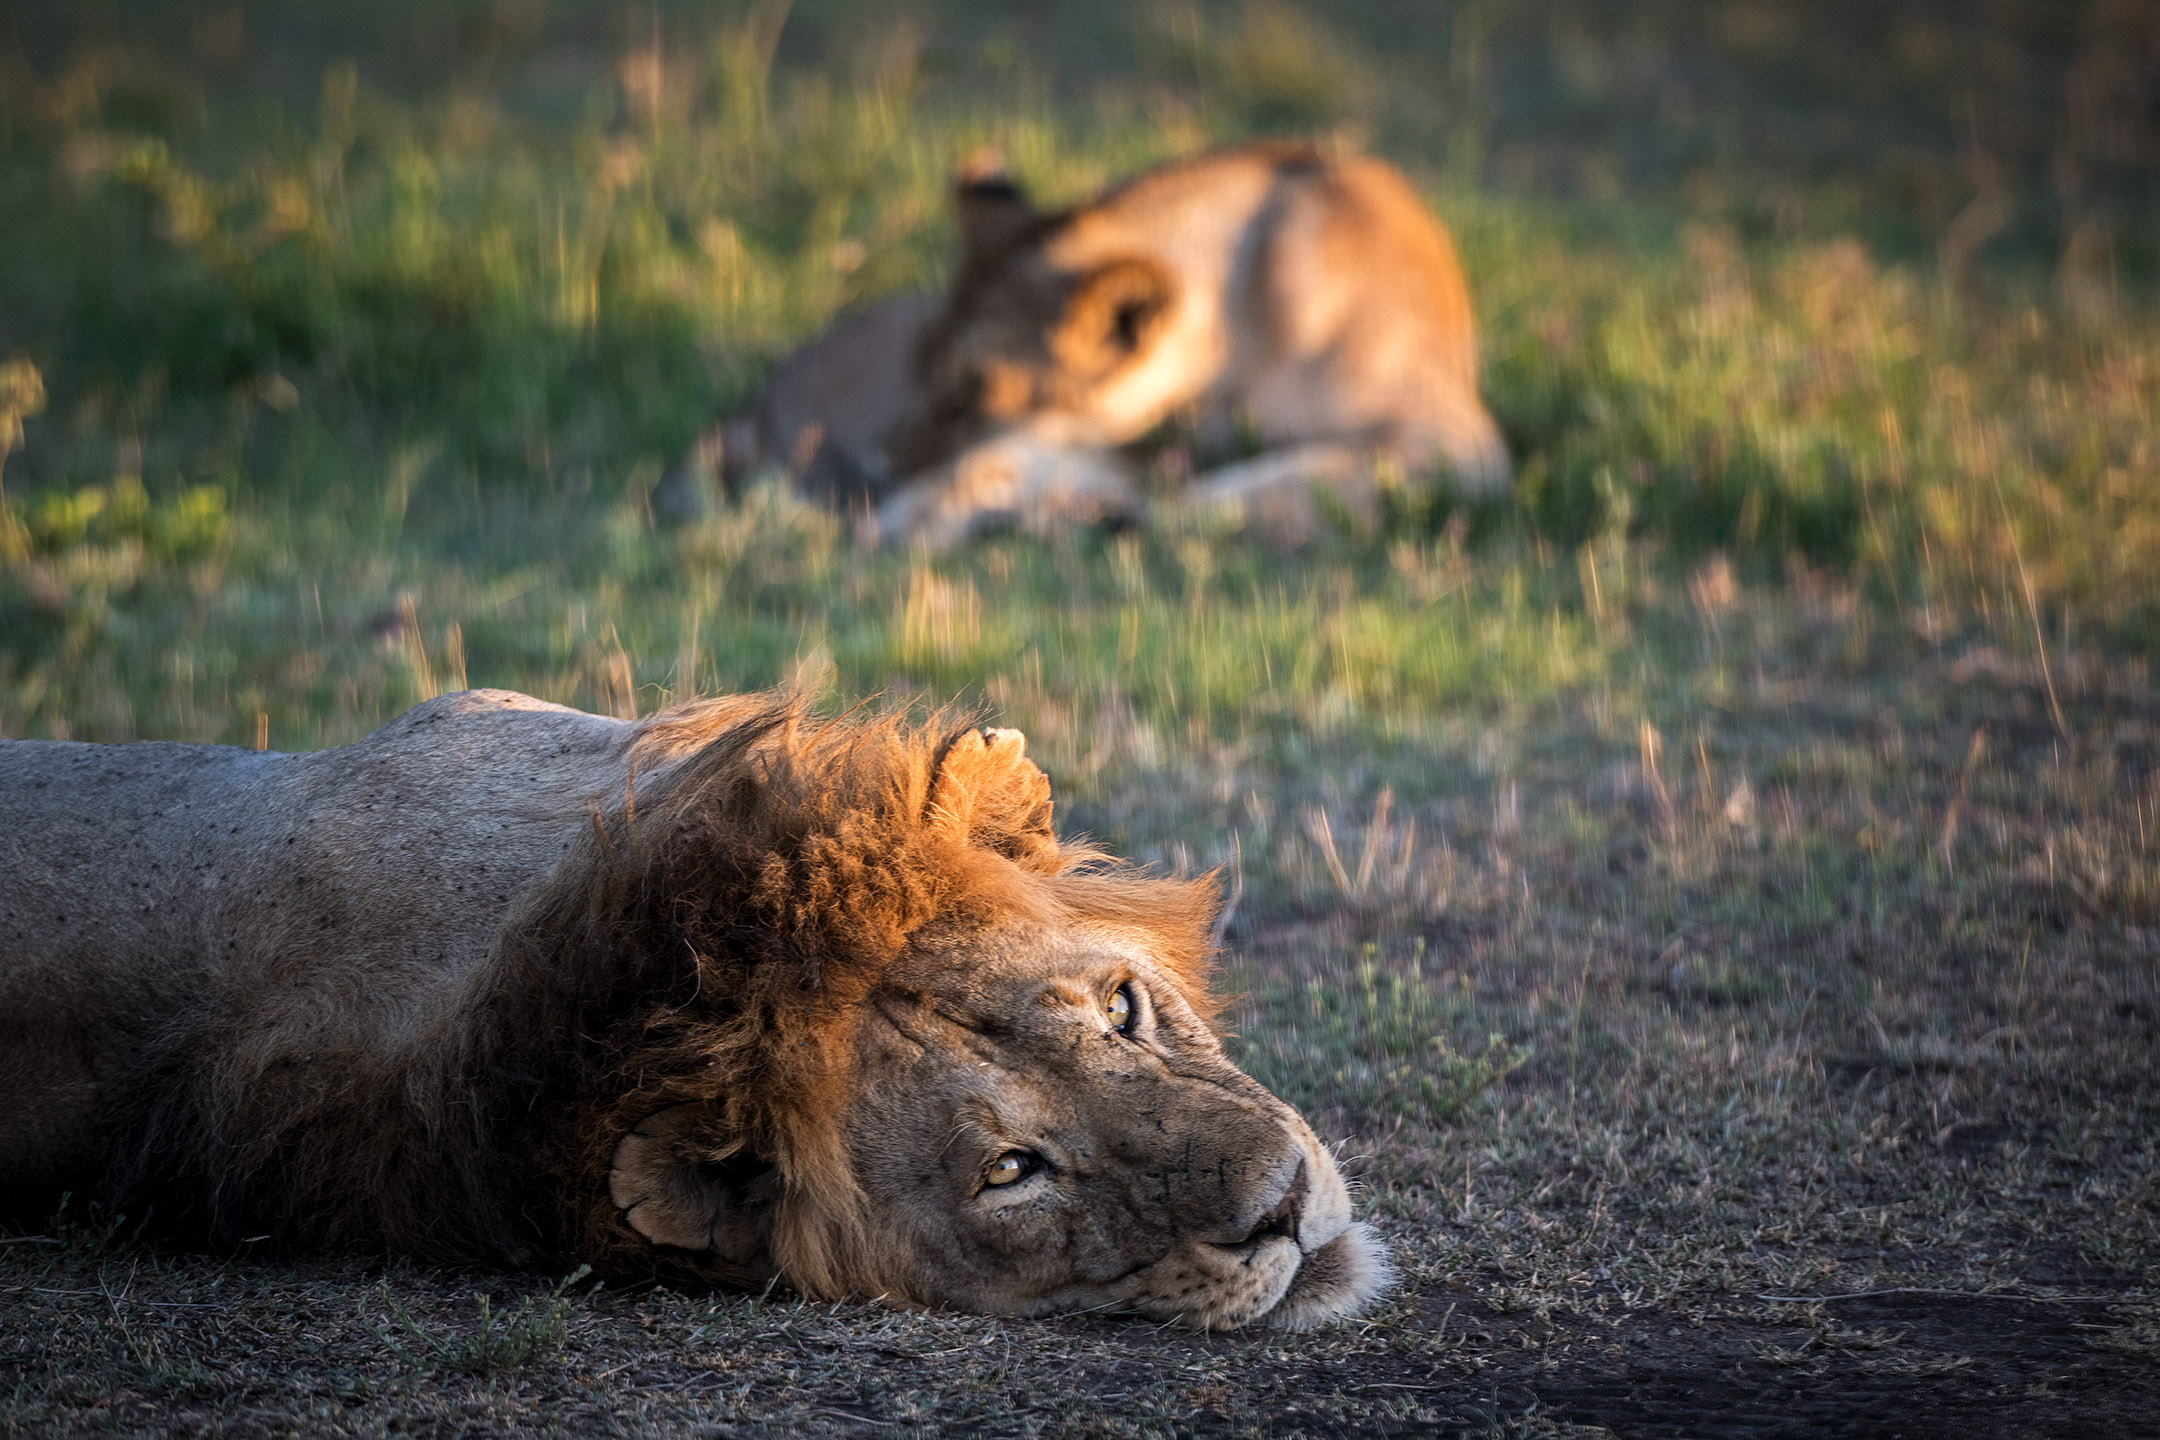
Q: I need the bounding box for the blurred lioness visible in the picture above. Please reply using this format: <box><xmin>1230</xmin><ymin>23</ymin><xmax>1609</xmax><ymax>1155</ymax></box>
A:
<box><xmin>880</xmin><ymin>141</ymin><xmax>1511</xmax><ymax>546</ymax></box>
<box><xmin>671</xmin><ymin>142</ymin><xmax>1507</xmax><ymax>547</ymax></box>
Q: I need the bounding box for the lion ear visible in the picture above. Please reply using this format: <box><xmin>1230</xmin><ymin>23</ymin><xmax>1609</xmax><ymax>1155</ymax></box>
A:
<box><xmin>927</xmin><ymin>726</ymin><xmax>1060</xmax><ymax>872</ymax></box>
<box><xmin>609</xmin><ymin>1104</ymin><xmax>777</xmax><ymax>1267</ymax></box>
<box><xmin>1052</xmin><ymin>257</ymin><xmax>1175</xmax><ymax>378</ymax></box>
<box><xmin>955</xmin><ymin>149</ymin><xmax>1037</xmax><ymax>263</ymax></box>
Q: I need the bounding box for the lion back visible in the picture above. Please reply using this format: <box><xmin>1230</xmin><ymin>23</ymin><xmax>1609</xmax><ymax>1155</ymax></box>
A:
<box><xmin>0</xmin><ymin>691</ymin><xmax>636</xmax><ymax>1229</ymax></box>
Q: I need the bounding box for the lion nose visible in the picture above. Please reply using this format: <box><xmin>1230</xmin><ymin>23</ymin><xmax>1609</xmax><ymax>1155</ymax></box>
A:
<box><xmin>1235</xmin><ymin>1157</ymin><xmax>1307</xmax><ymax>1249</ymax></box>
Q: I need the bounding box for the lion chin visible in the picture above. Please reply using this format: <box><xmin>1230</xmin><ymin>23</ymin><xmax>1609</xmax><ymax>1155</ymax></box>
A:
<box><xmin>1105</xmin><ymin>1222</ymin><xmax>1393</xmax><ymax>1332</ymax></box>
<box><xmin>0</xmin><ymin>689</ymin><xmax>1393</xmax><ymax>1330</ymax></box>
<box><xmin>1268</xmin><ymin>1224</ymin><xmax>1394</xmax><ymax>1330</ymax></box>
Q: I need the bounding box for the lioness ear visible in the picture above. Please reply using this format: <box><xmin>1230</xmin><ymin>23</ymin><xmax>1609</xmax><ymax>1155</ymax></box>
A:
<box><xmin>1052</xmin><ymin>257</ymin><xmax>1175</xmax><ymax>377</ymax></box>
<box><xmin>955</xmin><ymin>148</ymin><xmax>1037</xmax><ymax>263</ymax></box>
<box><xmin>927</xmin><ymin>726</ymin><xmax>1060</xmax><ymax>872</ymax></box>
<box><xmin>609</xmin><ymin>1104</ymin><xmax>777</xmax><ymax>1266</ymax></box>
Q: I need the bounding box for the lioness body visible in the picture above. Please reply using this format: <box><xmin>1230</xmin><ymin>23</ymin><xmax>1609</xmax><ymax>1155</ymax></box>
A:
<box><xmin>674</xmin><ymin>144</ymin><xmax>1506</xmax><ymax>547</ymax></box>
<box><xmin>0</xmin><ymin>693</ymin><xmax>1386</xmax><ymax>1328</ymax></box>
<box><xmin>688</xmin><ymin>293</ymin><xmax>942</xmax><ymax>511</ymax></box>
<box><xmin>882</xmin><ymin>143</ymin><xmax>1510</xmax><ymax>544</ymax></box>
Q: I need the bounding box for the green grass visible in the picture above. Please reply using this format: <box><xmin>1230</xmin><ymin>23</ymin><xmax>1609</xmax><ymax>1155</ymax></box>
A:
<box><xmin>365</xmin><ymin>1267</ymin><xmax>595</xmax><ymax>1376</ymax></box>
<box><xmin>2</xmin><ymin>2</ymin><xmax>2157</xmax><ymax>1434</ymax></box>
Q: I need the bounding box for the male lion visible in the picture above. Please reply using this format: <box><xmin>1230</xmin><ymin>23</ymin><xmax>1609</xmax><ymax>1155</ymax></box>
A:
<box><xmin>877</xmin><ymin>142</ymin><xmax>1511</xmax><ymax>547</ymax></box>
<box><xmin>0</xmin><ymin>691</ymin><xmax>1387</xmax><ymax>1329</ymax></box>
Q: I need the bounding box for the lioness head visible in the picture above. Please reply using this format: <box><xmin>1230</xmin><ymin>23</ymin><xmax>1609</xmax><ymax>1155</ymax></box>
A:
<box><xmin>885</xmin><ymin>164</ymin><xmax>1176</xmax><ymax>476</ymax></box>
<box><xmin>591</xmin><ymin>716</ymin><xmax>1387</xmax><ymax>1329</ymax></box>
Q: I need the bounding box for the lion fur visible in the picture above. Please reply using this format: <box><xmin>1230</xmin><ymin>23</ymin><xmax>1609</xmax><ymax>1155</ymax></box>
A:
<box><xmin>0</xmin><ymin>691</ymin><xmax>1218</xmax><ymax>1296</ymax></box>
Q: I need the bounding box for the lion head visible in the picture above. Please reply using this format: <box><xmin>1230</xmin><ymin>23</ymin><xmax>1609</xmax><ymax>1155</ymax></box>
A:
<box><xmin>515</xmin><ymin>704</ymin><xmax>1387</xmax><ymax>1329</ymax></box>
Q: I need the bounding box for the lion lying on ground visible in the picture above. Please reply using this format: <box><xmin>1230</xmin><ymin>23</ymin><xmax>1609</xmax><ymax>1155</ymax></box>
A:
<box><xmin>888</xmin><ymin>141</ymin><xmax>1510</xmax><ymax>546</ymax></box>
<box><xmin>672</xmin><ymin>143</ymin><xmax>1508</xmax><ymax>547</ymax></box>
<box><xmin>661</xmin><ymin>290</ymin><xmax>1148</xmax><ymax>544</ymax></box>
<box><xmin>0</xmin><ymin>692</ymin><xmax>1387</xmax><ymax>1329</ymax></box>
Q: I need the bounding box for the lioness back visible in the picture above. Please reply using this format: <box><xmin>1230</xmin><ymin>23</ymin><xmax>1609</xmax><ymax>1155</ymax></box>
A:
<box><xmin>0</xmin><ymin>691</ymin><xmax>632</xmax><ymax>1209</ymax></box>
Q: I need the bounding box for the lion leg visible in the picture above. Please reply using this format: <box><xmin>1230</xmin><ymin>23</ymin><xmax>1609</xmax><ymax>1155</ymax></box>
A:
<box><xmin>871</xmin><ymin>438</ymin><xmax>1144</xmax><ymax>551</ymax></box>
<box><xmin>0</xmin><ymin>1043</ymin><xmax>104</xmax><ymax>1215</ymax></box>
<box><xmin>1398</xmin><ymin>400</ymin><xmax>1513</xmax><ymax>497</ymax></box>
<box><xmin>1170</xmin><ymin>443</ymin><xmax>1376</xmax><ymax>548</ymax></box>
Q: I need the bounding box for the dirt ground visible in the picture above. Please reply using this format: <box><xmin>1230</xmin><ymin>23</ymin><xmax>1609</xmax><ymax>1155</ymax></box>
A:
<box><xmin>3</xmin><ymin>1245</ymin><xmax>2153</xmax><ymax>1438</ymax></box>
<box><xmin>6</xmin><ymin>0</ymin><xmax>2160</xmax><ymax>1432</ymax></box>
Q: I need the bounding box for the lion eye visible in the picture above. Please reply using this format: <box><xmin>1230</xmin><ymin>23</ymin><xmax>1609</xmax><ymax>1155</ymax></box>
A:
<box><xmin>984</xmin><ymin>1152</ymin><xmax>1033</xmax><ymax>1188</ymax></box>
<box><xmin>1107</xmin><ymin>984</ymin><xmax>1134</xmax><ymax>1035</ymax></box>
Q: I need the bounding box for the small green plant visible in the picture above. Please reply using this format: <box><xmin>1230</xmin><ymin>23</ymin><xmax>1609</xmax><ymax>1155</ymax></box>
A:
<box><xmin>365</xmin><ymin>1265</ymin><xmax>596</xmax><ymax>1375</ymax></box>
<box><xmin>18</xmin><ymin>476</ymin><xmax>229</xmax><ymax>561</ymax></box>
<box><xmin>1416</xmin><ymin>1030</ymin><xmax>1534</xmax><ymax>1123</ymax></box>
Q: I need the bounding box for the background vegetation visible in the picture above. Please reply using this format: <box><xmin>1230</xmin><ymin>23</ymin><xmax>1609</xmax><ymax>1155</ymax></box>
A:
<box><xmin>2</xmin><ymin>1</ymin><xmax>2156</xmax><ymax>1434</ymax></box>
